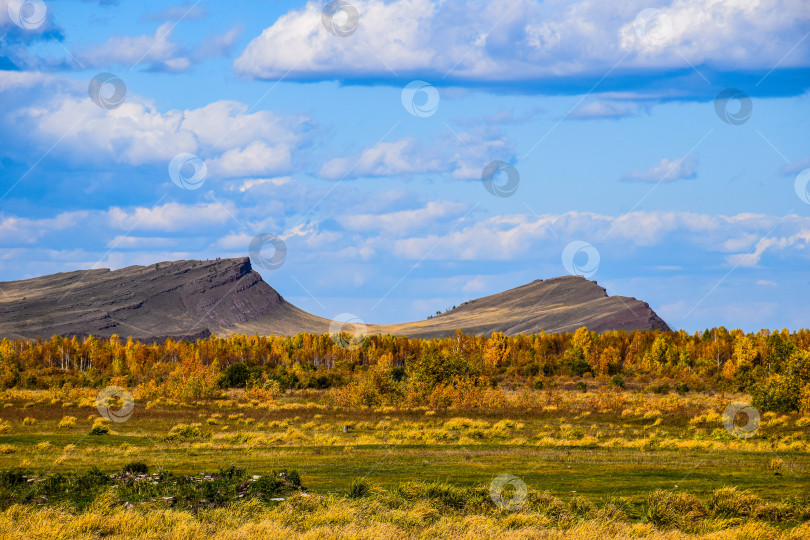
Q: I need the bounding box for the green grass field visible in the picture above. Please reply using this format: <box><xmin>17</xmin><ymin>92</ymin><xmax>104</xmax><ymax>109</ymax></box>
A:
<box><xmin>0</xmin><ymin>386</ymin><xmax>808</xmax><ymax>538</ymax></box>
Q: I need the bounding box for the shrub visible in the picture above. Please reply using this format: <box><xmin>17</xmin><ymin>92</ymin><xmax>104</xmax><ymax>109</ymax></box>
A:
<box><xmin>532</xmin><ymin>378</ymin><xmax>544</xmax><ymax>390</ymax></box>
<box><xmin>675</xmin><ymin>382</ymin><xmax>689</xmax><ymax>394</ymax></box>
<box><xmin>165</xmin><ymin>423</ymin><xmax>205</xmax><ymax>441</ymax></box>
<box><xmin>22</xmin><ymin>417</ymin><xmax>36</xmax><ymax>426</ymax></box>
<box><xmin>0</xmin><ymin>470</ymin><xmax>26</xmax><ymax>486</ymax></box>
<box><xmin>89</xmin><ymin>425</ymin><xmax>109</xmax><ymax>435</ymax></box>
<box><xmin>58</xmin><ymin>416</ymin><xmax>77</xmax><ymax>429</ymax></box>
<box><xmin>122</xmin><ymin>462</ymin><xmax>148</xmax><ymax>475</ymax></box>
<box><xmin>287</xmin><ymin>470</ymin><xmax>301</xmax><ymax>488</ymax></box>
<box><xmin>610</xmin><ymin>374</ymin><xmax>625</xmax><ymax>389</ymax></box>
<box><xmin>752</xmin><ymin>374</ymin><xmax>802</xmax><ymax>413</ymax></box>
<box><xmin>569</xmin><ymin>358</ymin><xmax>592</xmax><ymax>377</ymax></box>
<box><xmin>348</xmin><ymin>478</ymin><xmax>371</xmax><ymax>499</ymax></box>
<box><xmin>648</xmin><ymin>382</ymin><xmax>670</xmax><ymax>394</ymax></box>
<box><xmin>220</xmin><ymin>363</ymin><xmax>250</xmax><ymax>388</ymax></box>
<box><xmin>251</xmin><ymin>475</ymin><xmax>285</xmax><ymax>499</ymax></box>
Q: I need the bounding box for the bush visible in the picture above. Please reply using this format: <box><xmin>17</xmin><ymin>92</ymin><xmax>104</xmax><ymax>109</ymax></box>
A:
<box><xmin>348</xmin><ymin>478</ymin><xmax>371</xmax><ymax>499</ymax></box>
<box><xmin>675</xmin><ymin>382</ymin><xmax>689</xmax><ymax>394</ymax></box>
<box><xmin>752</xmin><ymin>374</ymin><xmax>802</xmax><ymax>413</ymax></box>
<box><xmin>569</xmin><ymin>358</ymin><xmax>592</xmax><ymax>378</ymax></box>
<box><xmin>532</xmin><ymin>378</ymin><xmax>544</xmax><ymax>390</ymax></box>
<box><xmin>0</xmin><ymin>470</ymin><xmax>26</xmax><ymax>486</ymax></box>
<box><xmin>165</xmin><ymin>423</ymin><xmax>205</xmax><ymax>441</ymax></box>
<box><xmin>251</xmin><ymin>475</ymin><xmax>285</xmax><ymax>500</ymax></box>
<box><xmin>220</xmin><ymin>363</ymin><xmax>250</xmax><ymax>388</ymax></box>
<box><xmin>122</xmin><ymin>462</ymin><xmax>148</xmax><ymax>475</ymax></box>
<box><xmin>648</xmin><ymin>382</ymin><xmax>670</xmax><ymax>394</ymax></box>
<box><xmin>58</xmin><ymin>416</ymin><xmax>77</xmax><ymax>428</ymax></box>
<box><xmin>389</xmin><ymin>367</ymin><xmax>406</xmax><ymax>382</ymax></box>
<box><xmin>89</xmin><ymin>425</ymin><xmax>109</xmax><ymax>435</ymax></box>
<box><xmin>610</xmin><ymin>374</ymin><xmax>625</xmax><ymax>389</ymax></box>
<box><xmin>287</xmin><ymin>470</ymin><xmax>301</xmax><ymax>487</ymax></box>
<box><xmin>575</xmin><ymin>381</ymin><xmax>588</xmax><ymax>392</ymax></box>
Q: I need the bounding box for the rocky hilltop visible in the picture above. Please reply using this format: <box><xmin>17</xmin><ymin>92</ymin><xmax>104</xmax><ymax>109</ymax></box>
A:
<box><xmin>0</xmin><ymin>258</ymin><xmax>330</xmax><ymax>341</ymax></box>
<box><xmin>0</xmin><ymin>258</ymin><xmax>669</xmax><ymax>341</ymax></box>
<box><xmin>372</xmin><ymin>276</ymin><xmax>670</xmax><ymax>338</ymax></box>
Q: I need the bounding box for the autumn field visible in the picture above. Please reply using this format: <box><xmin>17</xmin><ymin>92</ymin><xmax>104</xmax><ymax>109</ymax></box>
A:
<box><xmin>0</xmin><ymin>329</ymin><xmax>808</xmax><ymax>538</ymax></box>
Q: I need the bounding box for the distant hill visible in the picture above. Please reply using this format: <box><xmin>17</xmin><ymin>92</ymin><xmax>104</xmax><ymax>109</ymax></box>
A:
<box><xmin>0</xmin><ymin>257</ymin><xmax>669</xmax><ymax>341</ymax></box>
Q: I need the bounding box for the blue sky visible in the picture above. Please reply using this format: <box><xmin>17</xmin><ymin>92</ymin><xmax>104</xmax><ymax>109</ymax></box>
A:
<box><xmin>1</xmin><ymin>0</ymin><xmax>809</xmax><ymax>332</ymax></box>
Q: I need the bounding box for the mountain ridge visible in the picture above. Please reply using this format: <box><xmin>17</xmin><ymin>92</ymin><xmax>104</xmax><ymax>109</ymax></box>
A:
<box><xmin>0</xmin><ymin>257</ymin><xmax>669</xmax><ymax>341</ymax></box>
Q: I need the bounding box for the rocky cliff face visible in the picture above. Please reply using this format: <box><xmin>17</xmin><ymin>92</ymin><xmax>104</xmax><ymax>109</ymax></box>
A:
<box><xmin>0</xmin><ymin>258</ymin><xmax>670</xmax><ymax>340</ymax></box>
<box><xmin>0</xmin><ymin>258</ymin><xmax>299</xmax><ymax>341</ymax></box>
<box><xmin>373</xmin><ymin>275</ymin><xmax>671</xmax><ymax>338</ymax></box>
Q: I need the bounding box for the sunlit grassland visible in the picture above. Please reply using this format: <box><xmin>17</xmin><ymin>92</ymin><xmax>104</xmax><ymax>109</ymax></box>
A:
<box><xmin>0</xmin><ymin>384</ymin><xmax>808</xmax><ymax>538</ymax></box>
<box><xmin>1</xmin><ymin>386</ymin><xmax>808</xmax><ymax>500</ymax></box>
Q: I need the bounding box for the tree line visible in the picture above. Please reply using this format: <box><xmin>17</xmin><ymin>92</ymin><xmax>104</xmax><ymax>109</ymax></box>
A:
<box><xmin>0</xmin><ymin>327</ymin><xmax>808</xmax><ymax>412</ymax></box>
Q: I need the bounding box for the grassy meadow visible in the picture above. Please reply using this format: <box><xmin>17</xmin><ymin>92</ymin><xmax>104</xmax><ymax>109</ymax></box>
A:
<box><xmin>0</xmin><ymin>380</ymin><xmax>808</xmax><ymax>538</ymax></box>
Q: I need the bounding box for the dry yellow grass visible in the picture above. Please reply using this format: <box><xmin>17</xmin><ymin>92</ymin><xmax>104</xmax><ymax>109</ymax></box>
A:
<box><xmin>58</xmin><ymin>416</ymin><xmax>77</xmax><ymax>429</ymax></box>
<box><xmin>0</xmin><ymin>498</ymin><xmax>807</xmax><ymax>540</ymax></box>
